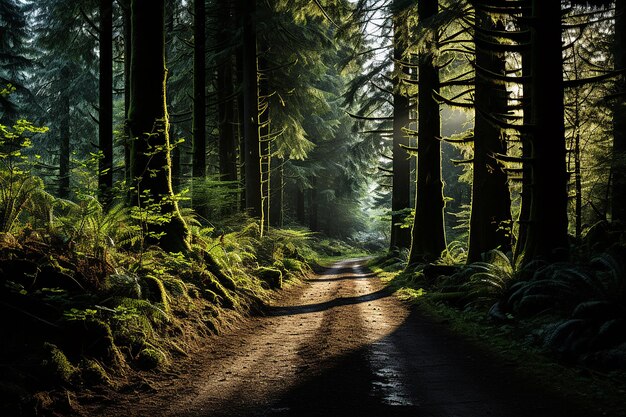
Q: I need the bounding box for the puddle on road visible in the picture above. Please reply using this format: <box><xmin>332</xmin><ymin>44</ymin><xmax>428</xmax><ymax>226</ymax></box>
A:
<box><xmin>367</xmin><ymin>338</ymin><xmax>414</xmax><ymax>407</ymax></box>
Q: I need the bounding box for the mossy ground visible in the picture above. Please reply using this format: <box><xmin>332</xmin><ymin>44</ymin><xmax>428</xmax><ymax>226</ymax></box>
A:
<box><xmin>0</xmin><ymin>222</ymin><xmax>366</xmax><ymax>416</ymax></box>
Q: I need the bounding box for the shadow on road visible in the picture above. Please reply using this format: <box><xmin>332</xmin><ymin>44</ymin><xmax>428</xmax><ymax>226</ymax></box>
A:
<box><xmin>313</xmin><ymin>272</ymin><xmax>378</xmax><ymax>282</ymax></box>
<box><xmin>218</xmin><ymin>308</ymin><xmax>611</xmax><ymax>417</ymax></box>
<box><xmin>265</xmin><ymin>287</ymin><xmax>392</xmax><ymax>317</ymax></box>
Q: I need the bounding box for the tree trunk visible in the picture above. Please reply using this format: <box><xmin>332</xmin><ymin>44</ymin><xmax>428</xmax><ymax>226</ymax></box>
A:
<box><xmin>235</xmin><ymin>21</ymin><xmax>246</xmax><ymax>210</ymax></box>
<box><xmin>122</xmin><ymin>0</ymin><xmax>132</xmax><ymax>191</ymax></box>
<box><xmin>520</xmin><ymin>0</ymin><xmax>569</xmax><ymax>261</ymax></box>
<box><xmin>612</xmin><ymin>0</ymin><xmax>626</xmax><ymax>222</ymax></box>
<box><xmin>59</xmin><ymin>89</ymin><xmax>70</xmax><ymax>199</ymax></box>
<box><xmin>408</xmin><ymin>0</ymin><xmax>446</xmax><ymax>264</ymax></box>
<box><xmin>128</xmin><ymin>0</ymin><xmax>189</xmax><ymax>253</ymax></box>
<box><xmin>241</xmin><ymin>0</ymin><xmax>262</xmax><ymax>219</ymax></box>
<box><xmin>390</xmin><ymin>8</ymin><xmax>411</xmax><ymax>251</ymax></box>
<box><xmin>467</xmin><ymin>12</ymin><xmax>512</xmax><ymax>262</ymax></box>
<box><xmin>98</xmin><ymin>0</ymin><xmax>113</xmax><ymax>203</ymax></box>
<box><xmin>308</xmin><ymin>177</ymin><xmax>318</xmax><ymax>232</ymax></box>
<box><xmin>296</xmin><ymin>187</ymin><xmax>305</xmax><ymax>224</ymax></box>
<box><xmin>258</xmin><ymin>52</ymin><xmax>270</xmax><ymax>234</ymax></box>
<box><xmin>513</xmin><ymin>3</ymin><xmax>532</xmax><ymax>263</ymax></box>
<box><xmin>269</xmin><ymin>157</ymin><xmax>283</xmax><ymax>227</ymax></box>
<box><xmin>192</xmin><ymin>0</ymin><xmax>206</xmax><ymax>180</ymax></box>
<box><xmin>217</xmin><ymin>0</ymin><xmax>238</xmax><ymax>183</ymax></box>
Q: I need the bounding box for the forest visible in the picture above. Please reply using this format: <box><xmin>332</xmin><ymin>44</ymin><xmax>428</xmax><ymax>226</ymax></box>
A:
<box><xmin>1</xmin><ymin>0</ymin><xmax>626</xmax><ymax>416</ymax></box>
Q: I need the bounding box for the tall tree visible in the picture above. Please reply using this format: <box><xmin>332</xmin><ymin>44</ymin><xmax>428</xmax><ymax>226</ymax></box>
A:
<box><xmin>0</xmin><ymin>0</ymin><xmax>31</xmax><ymax>122</ymax></box>
<box><xmin>98</xmin><ymin>0</ymin><xmax>113</xmax><ymax>202</ymax></box>
<box><xmin>519</xmin><ymin>0</ymin><xmax>569</xmax><ymax>261</ymax></box>
<box><xmin>390</xmin><ymin>2</ymin><xmax>412</xmax><ymax>250</ymax></box>
<box><xmin>217</xmin><ymin>0</ymin><xmax>238</xmax><ymax>183</ymax></box>
<box><xmin>408</xmin><ymin>0</ymin><xmax>447</xmax><ymax>264</ymax></box>
<box><xmin>128</xmin><ymin>0</ymin><xmax>189</xmax><ymax>253</ymax></box>
<box><xmin>192</xmin><ymin>0</ymin><xmax>206</xmax><ymax>180</ymax></box>
<box><xmin>467</xmin><ymin>7</ymin><xmax>512</xmax><ymax>261</ymax></box>
<box><xmin>240</xmin><ymin>0</ymin><xmax>262</xmax><ymax>218</ymax></box>
<box><xmin>31</xmin><ymin>0</ymin><xmax>99</xmax><ymax>198</ymax></box>
<box><xmin>59</xmin><ymin>66</ymin><xmax>71</xmax><ymax>199</ymax></box>
<box><xmin>612</xmin><ymin>0</ymin><xmax>626</xmax><ymax>222</ymax></box>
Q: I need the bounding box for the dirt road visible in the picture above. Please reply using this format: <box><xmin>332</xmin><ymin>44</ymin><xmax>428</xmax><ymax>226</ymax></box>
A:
<box><xmin>85</xmin><ymin>259</ymin><xmax>611</xmax><ymax>417</ymax></box>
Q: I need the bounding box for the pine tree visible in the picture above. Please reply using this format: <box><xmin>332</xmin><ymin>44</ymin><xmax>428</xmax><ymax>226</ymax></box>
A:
<box><xmin>128</xmin><ymin>0</ymin><xmax>190</xmax><ymax>253</ymax></box>
<box><xmin>390</xmin><ymin>1</ymin><xmax>412</xmax><ymax>250</ymax></box>
<box><xmin>98</xmin><ymin>0</ymin><xmax>114</xmax><ymax>202</ymax></box>
<box><xmin>408</xmin><ymin>0</ymin><xmax>447</xmax><ymax>264</ymax></box>
<box><xmin>612</xmin><ymin>0</ymin><xmax>626</xmax><ymax>222</ymax></box>
<box><xmin>519</xmin><ymin>0</ymin><xmax>569</xmax><ymax>261</ymax></box>
<box><xmin>467</xmin><ymin>4</ymin><xmax>512</xmax><ymax>261</ymax></box>
<box><xmin>0</xmin><ymin>0</ymin><xmax>31</xmax><ymax>122</ymax></box>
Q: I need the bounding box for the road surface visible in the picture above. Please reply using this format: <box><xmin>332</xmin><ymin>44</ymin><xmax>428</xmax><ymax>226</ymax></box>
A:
<box><xmin>83</xmin><ymin>259</ymin><xmax>611</xmax><ymax>417</ymax></box>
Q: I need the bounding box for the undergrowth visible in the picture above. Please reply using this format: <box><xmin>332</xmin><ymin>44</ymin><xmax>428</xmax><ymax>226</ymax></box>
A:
<box><xmin>0</xmin><ymin>123</ymin><xmax>334</xmax><ymax>416</ymax></box>
<box><xmin>369</xmin><ymin>243</ymin><xmax>626</xmax><ymax>416</ymax></box>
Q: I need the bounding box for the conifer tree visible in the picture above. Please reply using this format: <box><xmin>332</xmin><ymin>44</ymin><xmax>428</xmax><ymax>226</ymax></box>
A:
<box><xmin>408</xmin><ymin>0</ymin><xmax>447</xmax><ymax>264</ymax></box>
<box><xmin>128</xmin><ymin>0</ymin><xmax>189</xmax><ymax>253</ymax></box>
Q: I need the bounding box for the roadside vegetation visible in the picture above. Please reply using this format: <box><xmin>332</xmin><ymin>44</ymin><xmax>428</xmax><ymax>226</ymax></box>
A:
<box><xmin>0</xmin><ymin>124</ymin><xmax>367</xmax><ymax>415</ymax></box>
<box><xmin>369</xmin><ymin>239</ymin><xmax>626</xmax><ymax>415</ymax></box>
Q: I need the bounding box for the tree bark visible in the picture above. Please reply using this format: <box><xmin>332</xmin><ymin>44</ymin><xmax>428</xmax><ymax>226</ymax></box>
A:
<box><xmin>217</xmin><ymin>0</ymin><xmax>238</xmax><ymax>183</ymax></box>
<box><xmin>612</xmin><ymin>0</ymin><xmax>626</xmax><ymax>222</ymax></box>
<box><xmin>241</xmin><ymin>0</ymin><xmax>262</xmax><ymax>218</ymax></box>
<box><xmin>122</xmin><ymin>0</ymin><xmax>132</xmax><ymax>191</ymax></box>
<box><xmin>520</xmin><ymin>0</ymin><xmax>569</xmax><ymax>261</ymax></box>
<box><xmin>59</xmin><ymin>88</ymin><xmax>70</xmax><ymax>199</ymax></box>
<box><xmin>128</xmin><ymin>0</ymin><xmax>189</xmax><ymax>253</ymax></box>
<box><xmin>296</xmin><ymin>186</ymin><xmax>305</xmax><ymax>224</ymax></box>
<box><xmin>513</xmin><ymin>3</ymin><xmax>532</xmax><ymax>263</ymax></box>
<box><xmin>308</xmin><ymin>177</ymin><xmax>319</xmax><ymax>232</ymax></box>
<box><xmin>192</xmin><ymin>0</ymin><xmax>206</xmax><ymax>180</ymax></box>
<box><xmin>269</xmin><ymin>157</ymin><xmax>284</xmax><ymax>227</ymax></box>
<box><xmin>467</xmin><ymin>11</ymin><xmax>512</xmax><ymax>262</ymax></box>
<box><xmin>408</xmin><ymin>0</ymin><xmax>446</xmax><ymax>264</ymax></box>
<box><xmin>390</xmin><ymin>8</ymin><xmax>411</xmax><ymax>251</ymax></box>
<box><xmin>258</xmin><ymin>52</ymin><xmax>270</xmax><ymax>234</ymax></box>
<box><xmin>98</xmin><ymin>0</ymin><xmax>113</xmax><ymax>203</ymax></box>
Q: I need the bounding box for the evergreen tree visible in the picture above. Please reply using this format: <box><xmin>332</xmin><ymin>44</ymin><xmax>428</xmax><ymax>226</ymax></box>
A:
<box><xmin>408</xmin><ymin>0</ymin><xmax>447</xmax><ymax>264</ymax></box>
<box><xmin>519</xmin><ymin>0</ymin><xmax>569</xmax><ymax>261</ymax></box>
<box><xmin>612</xmin><ymin>0</ymin><xmax>626</xmax><ymax>222</ymax></box>
<box><xmin>98</xmin><ymin>0</ymin><xmax>113</xmax><ymax>201</ymax></box>
<box><xmin>30</xmin><ymin>0</ymin><xmax>99</xmax><ymax>198</ymax></box>
<box><xmin>192</xmin><ymin>0</ymin><xmax>206</xmax><ymax>180</ymax></box>
<box><xmin>128</xmin><ymin>0</ymin><xmax>189</xmax><ymax>253</ymax></box>
<box><xmin>0</xmin><ymin>0</ymin><xmax>31</xmax><ymax>121</ymax></box>
<box><xmin>390</xmin><ymin>0</ymin><xmax>412</xmax><ymax>250</ymax></box>
<box><xmin>467</xmin><ymin>4</ymin><xmax>512</xmax><ymax>261</ymax></box>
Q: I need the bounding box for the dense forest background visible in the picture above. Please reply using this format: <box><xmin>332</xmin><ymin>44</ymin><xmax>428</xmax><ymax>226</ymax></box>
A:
<box><xmin>2</xmin><ymin>0</ymin><xmax>626</xmax><ymax>415</ymax></box>
<box><xmin>3</xmin><ymin>0</ymin><xmax>625</xmax><ymax>261</ymax></box>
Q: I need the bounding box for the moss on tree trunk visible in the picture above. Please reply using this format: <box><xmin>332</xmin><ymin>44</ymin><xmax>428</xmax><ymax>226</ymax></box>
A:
<box><xmin>128</xmin><ymin>0</ymin><xmax>189</xmax><ymax>254</ymax></box>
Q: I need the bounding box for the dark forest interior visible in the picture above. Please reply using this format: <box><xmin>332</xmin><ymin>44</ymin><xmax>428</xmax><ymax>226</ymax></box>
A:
<box><xmin>1</xmin><ymin>0</ymin><xmax>626</xmax><ymax>416</ymax></box>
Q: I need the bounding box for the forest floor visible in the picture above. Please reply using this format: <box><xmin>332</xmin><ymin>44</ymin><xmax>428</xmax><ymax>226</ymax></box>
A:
<box><xmin>75</xmin><ymin>259</ymin><xmax>622</xmax><ymax>417</ymax></box>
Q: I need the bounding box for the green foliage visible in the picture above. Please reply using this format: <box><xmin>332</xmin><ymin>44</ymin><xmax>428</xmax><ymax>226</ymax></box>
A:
<box><xmin>437</xmin><ymin>241</ymin><xmax>468</xmax><ymax>265</ymax></box>
<box><xmin>462</xmin><ymin>250</ymin><xmax>515</xmax><ymax>307</ymax></box>
<box><xmin>136</xmin><ymin>347</ymin><xmax>167</xmax><ymax>370</ymax></box>
<box><xmin>0</xmin><ymin>119</ymin><xmax>48</xmax><ymax>233</ymax></box>
<box><xmin>188</xmin><ymin>176</ymin><xmax>240</xmax><ymax>220</ymax></box>
<box><xmin>41</xmin><ymin>343</ymin><xmax>77</xmax><ymax>385</ymax></box>
<box><xmin>256</xmin><ymin>266</ymin><xmax>283</xmax><ymax>289</ymax></box>
<box><xmin>80</xmin><ymin>359</ymin><xmax>111</xmax><ymax>386</ymax></box>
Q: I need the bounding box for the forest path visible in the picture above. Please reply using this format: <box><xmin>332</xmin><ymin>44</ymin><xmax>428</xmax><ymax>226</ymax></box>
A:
<box><xmin>83</xmin><ymin>259</ymin><xmax>606</xmax><ymax>417</ymax></box>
